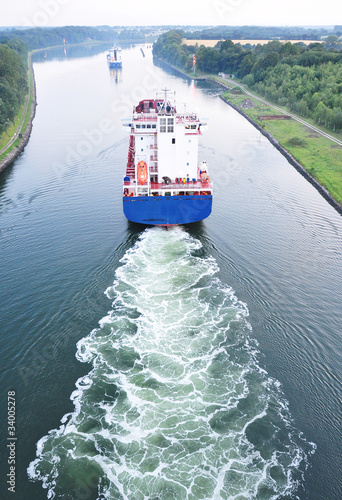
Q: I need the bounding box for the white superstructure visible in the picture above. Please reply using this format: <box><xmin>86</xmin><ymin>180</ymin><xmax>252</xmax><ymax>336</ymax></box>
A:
<box><xmin>124</xmin><ymin>90</ymin><xmax>210</xmax><ymax>197</ymax></box>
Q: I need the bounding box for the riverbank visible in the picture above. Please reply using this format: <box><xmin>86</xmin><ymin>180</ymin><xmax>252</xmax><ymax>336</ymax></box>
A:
<box><xmin>0</xmin><ymin>55</ymin><xmax>37</xmax><ymax>174</ymax></box>
<box><xmin>153</xmin><ymin>56</ymin><xmax>206</xmax><ymax>81</ymax></box>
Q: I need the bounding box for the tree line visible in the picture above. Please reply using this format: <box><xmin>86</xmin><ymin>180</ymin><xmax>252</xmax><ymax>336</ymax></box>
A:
<box><xmin>153</xmin><ymin>30</ymin><xmax>342</xmax><ymax>132</ymax></box>
<box><xmin>0</xmin><ymin>26</ymin><xmax>149</xmax><ymax>51</ymax></box>
<box><xmin>185</xmin><ymin>25</ymin><xmax>342</xmax><ymax>41</ymax></box>
<box><xmin>0</xmin><ymin>40</ymin><xmax>28</xmax><ymax>135</ymax></box>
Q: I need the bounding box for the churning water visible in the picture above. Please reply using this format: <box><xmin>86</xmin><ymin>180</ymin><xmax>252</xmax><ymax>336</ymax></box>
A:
<box><xmin>28</xmin><ymin>228</ymin><xmax>314</xmax><ymax>499</ymax></box>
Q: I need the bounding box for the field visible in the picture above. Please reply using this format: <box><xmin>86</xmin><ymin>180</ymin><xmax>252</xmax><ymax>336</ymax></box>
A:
<box><xmin>182</xmin><ymin>39</ymin><xmax>323</xmax><ymax>47</ymax></box>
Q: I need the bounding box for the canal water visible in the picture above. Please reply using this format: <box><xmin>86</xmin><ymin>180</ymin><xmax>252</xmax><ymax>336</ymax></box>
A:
<box><xmin>0</xmin><ymin>44</ymin><xmax>341</xmax><ymax>499</ymax></box>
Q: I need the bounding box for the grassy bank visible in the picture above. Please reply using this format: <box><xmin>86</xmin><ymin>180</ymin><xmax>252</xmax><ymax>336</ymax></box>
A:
<box><xmin>0</xmin><ymin>104</ymin><xmax>26</xmax><ymax>162</ymax></box>
<box><xmin>0</xmin><ymin>114</ymin><xmax>22</xmax><ymax>154</ymax></box>
<box><xmin>221</xmin><ymin>89</ymin><xmax>342</xmax><ymax>206</ymax></box>
<box><xmin>0</xmin><ymin>55</ymin><xmax>36</xmax><ymax>164</ymax></box>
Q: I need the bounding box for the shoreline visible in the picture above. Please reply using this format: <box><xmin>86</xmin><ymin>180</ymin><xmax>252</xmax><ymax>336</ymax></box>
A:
<box><xmin>0</xmin><ymin>57</ymin><xmax>37</xmax><ymax>174</ymax></box>
<box><xmin>153</xmin><ymin>56</ymin><xmax>206</xmax><ymax>81</ymax></box>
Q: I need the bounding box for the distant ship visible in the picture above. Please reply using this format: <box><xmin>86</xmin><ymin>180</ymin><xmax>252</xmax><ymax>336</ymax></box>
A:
<box><xmin>107</xmin><ymin>46</ymin><xmax>122</xmax><ymax>68</ymax></box>
<box><xmin>122</xmin><ymin>90</ymin><xmax>213</xmax><ymax>226</ymax></box>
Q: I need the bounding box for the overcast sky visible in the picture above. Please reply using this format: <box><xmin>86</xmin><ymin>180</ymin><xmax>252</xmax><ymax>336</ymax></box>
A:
<box><xmin>1</xmin><ymin>0</ymin><xmax>341</xmax><ymax>28</ymax></box>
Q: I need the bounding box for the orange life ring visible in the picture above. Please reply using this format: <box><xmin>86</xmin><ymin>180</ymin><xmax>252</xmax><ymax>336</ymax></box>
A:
<box><xmin>137</xmin><ymin>161</ymin><xmax>148</xmax><ymax>185</ymax></box>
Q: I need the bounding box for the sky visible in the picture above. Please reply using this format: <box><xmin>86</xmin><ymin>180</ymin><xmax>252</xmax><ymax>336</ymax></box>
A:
<box><xmin>0</xmin><ymin>0</ymin><xmax>341</xmax><ymax>28</ymax></box>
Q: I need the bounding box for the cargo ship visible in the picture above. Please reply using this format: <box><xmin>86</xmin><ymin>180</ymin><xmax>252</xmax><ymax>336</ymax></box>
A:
<box><xmin>122</xmin><ymin>90</ymin><xmax>212</xmax><ymax>226</ymax></box>
<box><xmin>107</xmin><ymin>46</ymin><xmax>122</xmax><ymax>68</ymax></box>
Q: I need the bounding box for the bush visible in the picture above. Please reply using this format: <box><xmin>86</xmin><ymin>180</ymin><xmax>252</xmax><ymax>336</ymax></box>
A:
<box><xmin>286</xmin><ymin>136</ymin><xmax>308</xmax><ymax>147</ymax></box>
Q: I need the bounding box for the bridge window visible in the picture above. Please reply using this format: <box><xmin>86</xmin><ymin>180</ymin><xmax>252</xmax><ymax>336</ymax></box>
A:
<box><xmin>167</xmin><ymin>118</ymin><xmax>174</xmax><ymax>133</ymax></box>
<box><xmin>160</xmin><ymin>118</ymin><xmax>166</xmax><ymax>133</ymax></box>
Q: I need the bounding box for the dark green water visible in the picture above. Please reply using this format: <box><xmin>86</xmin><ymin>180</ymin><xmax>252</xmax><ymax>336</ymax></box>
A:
<box><xmin>0</xmin><ymin>44</ymin><xmax>341</xmax><ymax>499</ymax></box>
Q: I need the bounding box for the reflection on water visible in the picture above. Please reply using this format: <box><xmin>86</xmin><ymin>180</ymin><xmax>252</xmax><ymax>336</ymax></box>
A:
<box><xmin>110</xmin><ymin>67</ymin><xmax>123</xmax><ymax>84</ymax></box>
<box><xmin>31</xmin><ymin>43</ymin><xmax>112</xmax><ymax>63</ymax></box>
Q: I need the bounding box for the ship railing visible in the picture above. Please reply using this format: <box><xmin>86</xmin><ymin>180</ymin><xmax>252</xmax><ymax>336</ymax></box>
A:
<box><xmin>133</xmin><ymin>114</ymin><xmax>158</xmax><ymax>121</ymax></box>
<box><xmin>123</xmin><ymin>186</ymin><xmax>212</xmax><ymax>197</ymax></box>
<box><xmin>150</xmin><ymin>180</ymin><xmax>212</xmax><ymax>190</ymax></box>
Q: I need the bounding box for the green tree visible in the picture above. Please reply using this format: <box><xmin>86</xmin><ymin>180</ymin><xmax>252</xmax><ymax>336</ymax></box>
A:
<box><xmin>196</xmin><ymin>46</ymin><xmax>221</xmax><ymax>73</ymax></box>
<box><xmin>0</xmin><ymin>41</ymin><xmax>28</xmax><ymax>134</ymax></box>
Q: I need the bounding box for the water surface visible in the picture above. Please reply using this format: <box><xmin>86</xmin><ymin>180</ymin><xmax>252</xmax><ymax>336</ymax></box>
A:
<box><xmin>0</xmin><ymin>44</ymin><xmax>341</xmax><ymax>499</ymax></box>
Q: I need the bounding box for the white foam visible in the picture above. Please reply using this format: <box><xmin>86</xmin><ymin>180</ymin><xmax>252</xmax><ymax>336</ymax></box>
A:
<box><xmin>28</xmin><ymin>228</ymin><xmax>314</xmax><ymax>499</ymax></box>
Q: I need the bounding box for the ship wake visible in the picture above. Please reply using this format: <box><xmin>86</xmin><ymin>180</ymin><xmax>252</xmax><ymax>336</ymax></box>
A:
<box><xmin>28</xmin><ymin>227</ymin><xmax>314</xmax><ymax>499</ymax></box>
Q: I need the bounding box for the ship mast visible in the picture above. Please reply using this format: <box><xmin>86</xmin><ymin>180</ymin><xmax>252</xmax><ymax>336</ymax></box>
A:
<box><xmin>157</xmin><ymin>88</ymin><xmax>176</xmax><ymax>115</ymax></box>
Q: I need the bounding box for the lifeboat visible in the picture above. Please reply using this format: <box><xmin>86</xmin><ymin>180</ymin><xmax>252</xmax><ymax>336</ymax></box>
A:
<box><xmin>137</xmin><ymin>161</ymin><xmax>148</xmax><ymax>185</ymax></box>
<box><xmin>200</xmin><ymin>170</ymin><xmax>209</xmax><ymax>182</ymax></box>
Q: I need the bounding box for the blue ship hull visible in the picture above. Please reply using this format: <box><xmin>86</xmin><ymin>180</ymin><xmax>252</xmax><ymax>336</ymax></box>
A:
<box><xmin>109</xmin><ymin>61</ymin><xmax>122</xmax><ymax>68</ymax></box>
<box><xmin>123</xmin><ymin>195</ymin><xmax>212</xmax><ymax>225</ymax></box>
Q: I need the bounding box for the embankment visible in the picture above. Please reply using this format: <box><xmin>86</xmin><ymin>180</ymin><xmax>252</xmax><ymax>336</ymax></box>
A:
<box><xmin>0</xmin><ymin>59</ymin><xmax>37</xmax><ymax>174</ymax></box>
